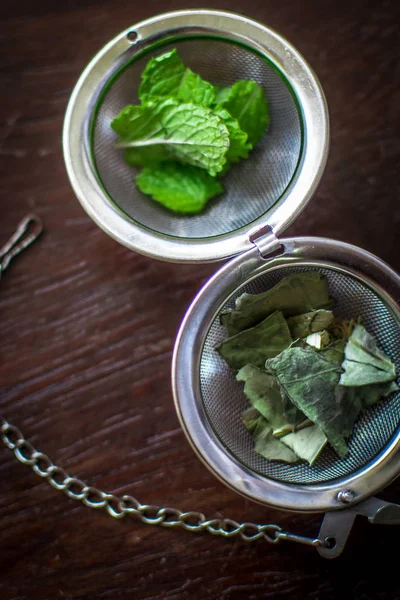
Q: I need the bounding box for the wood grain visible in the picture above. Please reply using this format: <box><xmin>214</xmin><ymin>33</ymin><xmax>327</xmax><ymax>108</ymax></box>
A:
<box><xmin>1</xmin><ymin>0</ymin><xmax>400</xmax><ymax>598</ymax></box>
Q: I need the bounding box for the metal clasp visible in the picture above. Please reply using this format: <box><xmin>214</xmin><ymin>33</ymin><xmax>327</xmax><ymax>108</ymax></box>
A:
<box><xmin>0</xmin><ymin>215</ymin><xmax>43</xmax><ymax>278</ymax></box>
<box><xmin>248</xmin><ymin>225</ymin><xmax>283</xmax><ymax>258</ymax></box>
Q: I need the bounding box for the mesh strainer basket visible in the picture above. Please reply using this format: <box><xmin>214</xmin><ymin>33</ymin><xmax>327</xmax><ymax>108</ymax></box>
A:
<box><xmin>63</xmin><ymin>10</ymin><xmax>400</xmax><ymax>557</ymax></box>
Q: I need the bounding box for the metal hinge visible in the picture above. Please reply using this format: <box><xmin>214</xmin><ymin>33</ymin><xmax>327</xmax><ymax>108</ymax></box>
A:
<box><xmin>248</xmin><ymin>225</ymin><xmax>282</xmax><ymax>258</ymax></box>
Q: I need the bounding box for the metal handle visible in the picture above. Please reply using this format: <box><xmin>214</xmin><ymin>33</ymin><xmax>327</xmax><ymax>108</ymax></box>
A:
<box><xmin>0</xmin><ymin>214</ymin><xmax>43</xmax><ymax>276</ymax></box>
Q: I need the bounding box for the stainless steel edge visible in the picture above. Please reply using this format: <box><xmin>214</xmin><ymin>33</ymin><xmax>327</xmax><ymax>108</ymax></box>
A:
<box><xmin>63</xmin><ymin>10</ymin><xmax>329</xmax><ymax>263</ymax></box>
<box><xmin>172</xmin><ymin>237</ymin><xmax>400</xmax><ymax>512</ymax></box>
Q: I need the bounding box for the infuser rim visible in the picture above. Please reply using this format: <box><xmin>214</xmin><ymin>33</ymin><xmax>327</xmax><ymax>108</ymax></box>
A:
<box><xmin>63</xmin><ymin>9</ymin><xmax>329</xmax><ymax>263</ymax></box>
<box><xmin>172</xmin><ymin>236</ymin><xmax>400</xmax><ymax>512</ymax></box>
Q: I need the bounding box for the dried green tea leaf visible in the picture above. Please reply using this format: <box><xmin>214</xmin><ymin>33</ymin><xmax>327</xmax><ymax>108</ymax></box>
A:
<box><xmin>340</xmin><ymin>325</ymin><xmax>397</xmax><ymax>386</ymax></box>
<box><xmin>287</xmin><ymin>310</ymin><xmax>334</xmax><ymax>339</ymax></box>
<box><xmin>280</xmin><ymin>425</ymin><xmax>328</xmax><ymax>466</ymax></box>
<box><xmin>251</xmin><ymin>414</ymin><xmax>299</xmax><ymax>463</ymax></box>
<box><xmin>242</xmin><ymin>407</ymin><xmax>263</xmax><ymax>433</ymax></box>
<box><xmin>319</xmin><ymin>340</ymin><xmax>346</xmax><ymax>366</ymax></box>
<box><xmin>216</xmin><ymin>311</ymin><xmax>292</xmax><ymax>370</ymax></box>
<box><xmin>236</xmin><ymin>364</ymin><xmax>305</xmax><ymax>431</ymax></box>
<box><xmin>357</xmin><ymin>380</ymin><xmax>398</xmax><ymax>408</ymax></box>
<box><xmin>338</xmin><ymin>380</ymin><xmax>399</xmax><ymax>414</ymax></box>
<box><xmin>305</xmin><ymin>330</ymin><xmax>331</xmax><ymax>350</ymax></box>
<box><xmin>242</xmin><ymin>405</ymin><xmax>323</xmax><ymax>465</ymax></box>
<box><xmin>220</xmin><ymin>272</ymin><xmax>331</xmax><ymax>336</ymax></box>
<box><xmin>266</xmin><ymin>347</ymin><xmax>354</xmax><ymax>457</ymax></box>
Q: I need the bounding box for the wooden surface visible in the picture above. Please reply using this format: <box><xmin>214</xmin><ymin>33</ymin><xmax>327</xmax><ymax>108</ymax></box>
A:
<box><xmin>1</xmin><ymin>0</ymin><xmax>400</xmax><ymax>598</ymax></box>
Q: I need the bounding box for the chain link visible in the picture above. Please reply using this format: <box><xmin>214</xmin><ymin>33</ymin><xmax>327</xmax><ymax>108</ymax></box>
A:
<box><xmin>0</xmin><ymin>416</ymin><xmax>321</xmax><ymax>547</ymax></box>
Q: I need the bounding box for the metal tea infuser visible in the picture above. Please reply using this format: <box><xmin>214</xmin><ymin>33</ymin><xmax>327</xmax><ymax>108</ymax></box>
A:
<box><xmin>2</xmin><ymin>10</ymin><xmax>400</xmax><ymax>559</ymax></box>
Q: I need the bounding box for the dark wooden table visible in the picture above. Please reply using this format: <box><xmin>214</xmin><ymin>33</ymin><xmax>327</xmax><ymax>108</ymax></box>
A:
<box><xmin>1</xmin><ymin>1</ymin><xmax>400</xmax><ymax>598</ymax></box>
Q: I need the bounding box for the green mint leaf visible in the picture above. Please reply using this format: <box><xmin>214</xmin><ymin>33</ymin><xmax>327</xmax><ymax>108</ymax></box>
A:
<box><xmin>214</xmin><ymin>85</ymin><xmax>233</xmax><ymax>106</ymax></box>
<box><xmin>111</xmin><ymin>99</ymin><xmax>229</xmax><ymax>176</ymax></box>
<box><xmin>340</xmin><ymin>325</ymin><xmax>397</xmax><ymax>386</ymax></box>
<box><xmin>136</xmin><ymin>162</ymin><xmax>223</xmax><ymax>214</ymax></box>
<box><xmin>139</xmin><ymin>49</ymin><xmax>216</xmax><ymax>106</ymax></box>
<box><xmin>177</xmin><ymin>69</ymin><xmax>216</xmax><ymax>106</ymax></box>
<box><xmin>213</xmin><ymin>106</ymin><xmax>251</xmax><ymax>165</ymax></box>
<box><xmin>217</xmin><ymin>310</ymin><xmax>293</xmax><ymax>370</ymax></box>
<box><xmin>139</xmin><ymin>49</ymin><xmax>186</xmax><ymax>102</ymax></box>
<box><xmin>216</xmin><ymin>80</ymin><xmax>269</xmax><ymax>147</ymax></box>
<box><xmin>220</xmin><ymin>272</ymin><xmax>331</xmax><ymax>336</ymax></box>
<box><xmin>123</xmin><ymin>146</ymin><xmax>170</xmax><ymax>167</ymax></box>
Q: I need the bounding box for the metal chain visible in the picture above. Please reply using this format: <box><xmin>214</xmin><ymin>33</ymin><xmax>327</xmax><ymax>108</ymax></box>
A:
<box><xmin>0</xmin><ymin>416</ymin><xmax>321</xmax><ymax>547</ymax></box>
<box><xmin>0</xmin><ymin>216</ymin><xmax>323</xmax><ymax>550</ymax></box>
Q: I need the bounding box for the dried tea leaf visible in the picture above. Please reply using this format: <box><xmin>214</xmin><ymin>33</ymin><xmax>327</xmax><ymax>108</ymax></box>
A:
<box><xmin>246</xmin><ymin>412</ymin><xmax>300</xmax><ymax>463</ymax></box>
<box><xmin>237</xmin><ymin>364</ymin><xmax>305</xmax><ymax>431</ymax></box>
<box><xmin>266</xmin><ymin>347</ymin><xmax>353</xmax><ymax>457</ymax></box>
<box><xmin>305</xmin><ymin>330</ymin><xmax>331</xmax><ymax>350</ymax></box>
<box><xmin>319</xmin><ymin>340</ymin><xmax>346</xmax><ymax>366</ymax></box>
<box><xmin>242</xmin><ymin>405</ymin><xmax>326</xmax><ymax>465</ymax></box>
<box><xmin>337</xmin><ymin>380</ymin><xmax>399</xmax><ymax>414</ymax></box>
<box><xmin>280</xmin><ymin>425</ymin><xmax>328</xmax><ymax>466</ymax></box>
<box><xmin>242</xmin><ymin>407</ymin><xmax>263</xmax><ymax>433</ymax></box>
<box><xmin>216</xmin><ymin>311</ymin><xmax>292</xmax><ymax>370</ymax></box>
<box><xmin>287</xmin><ymin>309</ymin><xmax>334</xmax><ymax>339</ymax></box>
<box><xmin>220</xmin><ymin>272</ymin><xmax>331</xmax><ymax>336</ymax></box>
<box><xmin>340</xmin><ymin>325</ymin><xmax>397</xmax><ymax>386</ymax></box>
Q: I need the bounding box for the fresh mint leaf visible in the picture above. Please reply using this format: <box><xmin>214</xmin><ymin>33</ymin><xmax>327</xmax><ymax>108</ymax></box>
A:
<box><xmin>216</xmin><ymin>80</ymin><xmax>269</xmax><ymax>147</ymax></box>
<box><xmin>177</xmin><ymin>69</ymin><xmax>216</xmax><ymax>106</ymax></box>
<box><xmin>214</xmin><ymin>85</ymin><xmax>233</xmax><ymax>106</ymax></box>
<box><xmin>216</xmin><ymin>310</ymin><xmax>293</xmax><ymax>370</ymax></box>
<box><xmin>139</xmin><ymin>49</ymin><xmax>186</xmax><ymax>102</ymax></box>
<box><xmin>111</xmin><ymin>99</ymin><xmax>229</xmax><ymax>176</ymax></box>
<box><xmin>136</xmin><ymin>162</ymin><xmax>223</xmax><ymax>214</ymax></box>
<box><xmin>213</xmin><ymin>106</ymin><xmax>251</xmax><ymax>164</ymax></box>
<box><xmin>139</xmin><ymin>49</ymin><xmax>216</xmax><ymax>106</ymax></box>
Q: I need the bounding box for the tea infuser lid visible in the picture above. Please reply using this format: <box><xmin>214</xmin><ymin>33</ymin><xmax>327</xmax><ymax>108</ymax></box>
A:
<box><xmin>63</xmin><ymin>9</ymin><xmax>329</xmax><ymax>263</ymax></box>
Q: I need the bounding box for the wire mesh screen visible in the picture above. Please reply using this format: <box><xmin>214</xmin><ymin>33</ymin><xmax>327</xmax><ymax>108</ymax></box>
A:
<box><xmin>200</xmin><ymin>266</ymin><xmax>400</xmax><ymax>485</ymax></box>
<box><xmin>92</xmin><ymin>38</ymin><xmax>302</xmax><ymax>239</ymax></box>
